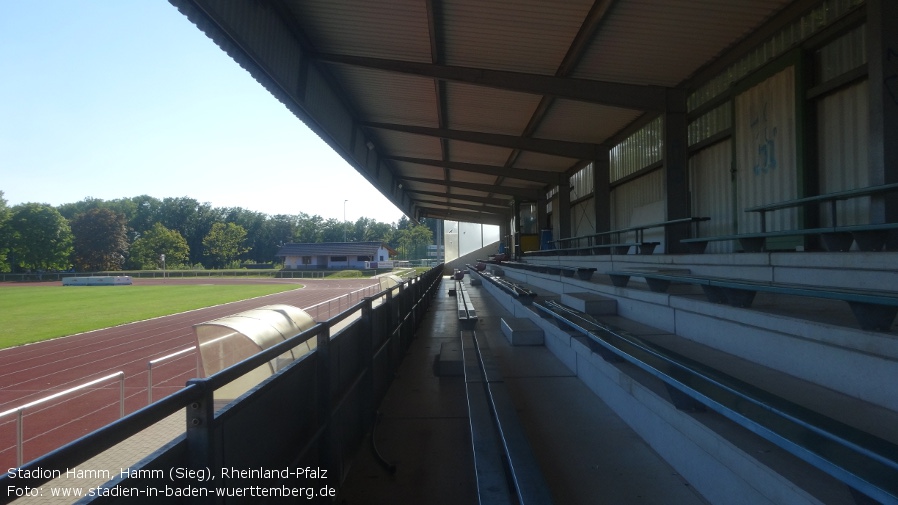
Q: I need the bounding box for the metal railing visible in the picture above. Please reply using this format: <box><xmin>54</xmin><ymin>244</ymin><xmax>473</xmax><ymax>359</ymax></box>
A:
<box><xmin>302</xmin><ymin>283</ymin><xmax>381</xmax><ymax>320</ymax></box>
<box><xmin>0</xmin><ymin>372</ymin><xmax>125</xmax><ymax>467</ymax></box>
<box><xmin>146</xmin><ymin>348</ymin><xmax>197</xmax><ymax>404</ymax></box>
<box><xmin>0</xmin><ymin>265</ymin><xmax>444</xmax><ymax>501</ymax></box>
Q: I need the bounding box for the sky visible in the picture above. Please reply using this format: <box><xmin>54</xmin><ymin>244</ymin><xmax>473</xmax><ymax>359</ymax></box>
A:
<box><xmin>0</xmin><ymin>1</ymin><xmax>405</xmax><ymax>225</ymax></box>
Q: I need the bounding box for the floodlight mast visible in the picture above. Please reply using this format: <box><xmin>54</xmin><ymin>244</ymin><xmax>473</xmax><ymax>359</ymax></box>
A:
<box><xmin>160</xmin><ymin>253</ymin><xmax>166</xmax><ymax>280</ymax></box>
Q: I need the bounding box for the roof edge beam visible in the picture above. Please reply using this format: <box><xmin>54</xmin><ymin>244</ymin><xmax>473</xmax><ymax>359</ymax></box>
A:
<box><xmin>418</xmin><ymin>208</ymin><xmax>506</xmax><ymax>226</ymax></box>
<box><xmin>414</xmin><ymin>200</ymin><xmax>505</xmax><ymax>214</ymax></box>
<box><xmin>402</xmin><ymin>176</ymin><xmax>541</xmax><ymax>198</ymax></box>
<box><xmin>364</xmin><ymin>122</ymin><xmax>603</xmax><ymax>160</ymax></box>
<box><xmin>388</xmin><ymin>155</ymin><xmax>560</xmax><ymax>184</ymax></box>
<box><xmin>406</xmin><ymin>189</ymin><xmax>510</xmax><ymax>206</ymax></box>
<box><xmin>317</xmin><ymin>53</ymin><xmax>667</xmax><ymax>111</ymax></box>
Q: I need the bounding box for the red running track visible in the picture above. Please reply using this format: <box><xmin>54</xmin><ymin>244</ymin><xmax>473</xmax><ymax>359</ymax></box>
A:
<box><xmin>0</xmin><ymin>277</ymin><xmax>379</xmax><ymax>468</ymax></box>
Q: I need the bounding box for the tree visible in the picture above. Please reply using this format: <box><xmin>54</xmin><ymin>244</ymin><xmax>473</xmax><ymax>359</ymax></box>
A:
<box><xmin>70</xmin><ymin>208</ymin><xmax>129</xmax><ymax>271</ymax></box>
<box><xmin>352</xmin><ymin>217</ymin><xmax>393</xmax><ymax>242</ymax></box>
<box><xmin>396</xmin><ymin>223</ymin><xmax>433</xmax><ymax>260</ymax></box>
<box><xmin>203</xmin><ymin>222</ymin><xmax>249</xmax><ymax>268</ymax></box>
<box><xmin>8</xmin><ymin>203</ymin><xmax>74</xmax><ymax>271</ymax></box>
<box><xmin>0</xmin><ymin>191</ymin><xmax>11</xmax><ymax>272</ymax></box>
<box><xmin>224</xmin><ymin>207</ymin><xmax>268</xmax><ymax>263</ymax></box>
<box><xmin>319</xmin><ymin>218</ymin><xmax>345</xmax><ymax>243</ymax></box>
<box><xmin>129</xmin><ymin>222</ymin><xmax>189</xmax><ymax>269</ymax></box>
<box><xmin>158</xmin><ymin>197</ymin><xmax>224</xmax><ymax>266</ymax></box>
<box><xmin>294</xmin><ymin>213</ymin><xmax>323</xmax><ymax>243</ymax></box>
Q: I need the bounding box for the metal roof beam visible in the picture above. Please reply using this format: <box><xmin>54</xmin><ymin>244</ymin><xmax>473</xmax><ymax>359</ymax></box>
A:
<box><xmin>363</xmin><ymin>122</ymin><xmax>603</xmax><ymax>160</ymax></box>
<box><xmin>402</xmin><ymin>176</ymin><xmax>541</xmax><ymax>199</ymax></box>
<box><xmin>413</xmin><ymin>199</ymin><xmax>505</xmax><ymax>215</ymax></box>
<box><xmin>417</xmin><ymin>207</ymin><xmax>506</xmax><ymax>226</ymax></box>
<box><xmin>406</xmin><ymin>189</ymin><xmax>510</xmax><ymax>207</ymax></box>
<box><xmin>389</xmin><ymin>155</ymin><xmax>560</xmax><ymax>184</ymax></box>
<box><xmin>317</xmin><ymin>53</ymin><xmax>667</xmax><ymax>111</ymax></box>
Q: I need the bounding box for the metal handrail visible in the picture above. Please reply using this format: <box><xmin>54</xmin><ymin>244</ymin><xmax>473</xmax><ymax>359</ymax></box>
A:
<box><xmin>146</xmin><ymin>348</ymin><xmax>196</xmax><ymax>404</ymax></box>
<box><xmin>302</xmin><ymin>283</ymin><xmax>379</xmax><ymax>320</ymax></box>
<box><xmin>535</xmin><ymin>300</ymin><xmax>898</xmax><ymax>504</ymax></box>
<box><xmin>0</xmin><ymin>371</ymin><xmax>125</xmax><ymax>467</ymax></box>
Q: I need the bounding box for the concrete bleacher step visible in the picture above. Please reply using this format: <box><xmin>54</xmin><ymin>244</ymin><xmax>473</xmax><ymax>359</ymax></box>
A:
<box><xmin>560</xmin><ymin>292</ymin><xmax>617</xmax><ymax>316</ymax></box>
<box><xmin>437</xmin><ymin>341</ymin><xmax>463</xmax><ymax>376</ymax></box>
<box><xmin>501</xmin><ymin>317</ymin><xmax>545</xmax><ymax>346</ymax></box>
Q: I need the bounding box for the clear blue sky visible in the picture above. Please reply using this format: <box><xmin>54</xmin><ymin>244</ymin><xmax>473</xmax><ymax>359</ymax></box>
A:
<box><xmin>0</xmin><ymin>1</ymin><xmax>404</xmax><ymax>224</ymax></box>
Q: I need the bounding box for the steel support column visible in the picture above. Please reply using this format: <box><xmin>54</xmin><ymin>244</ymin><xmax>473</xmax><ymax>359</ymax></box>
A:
<box><xmin>867</xmin><ymin>0</ymin><xmax>898</xmax><ymax>247</ymax></box>
<box><xmin>664</xmin><ymin>89</ymin><xmax>690</xmax><ymax>253</ymax></box>
<box><xmin>594</xmin><ymin>149</ymin><xmax>611</xmax><ymax>234</ymax></box>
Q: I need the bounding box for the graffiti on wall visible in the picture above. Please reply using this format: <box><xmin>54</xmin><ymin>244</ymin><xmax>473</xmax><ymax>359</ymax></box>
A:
<box><xmin>750</xmin><ymin>101</ymin><xmax>778</xmax><ymax>176</ymax></box>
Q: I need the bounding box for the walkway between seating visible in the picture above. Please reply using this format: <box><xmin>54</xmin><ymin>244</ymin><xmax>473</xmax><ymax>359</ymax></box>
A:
<box><xmin>336</xmin><ymin>276</ymin><xmax>709</xmax><ymax>504</ymax></box>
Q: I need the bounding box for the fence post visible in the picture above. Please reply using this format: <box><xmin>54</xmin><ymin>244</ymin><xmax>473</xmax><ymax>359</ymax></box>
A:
<box><xmin>316</xmin><ymin>323</ymin><xmax>334</xmax><ymax>478</ymax></box>
<box><xmin>185</xmin><ymin>379</ymin><xmax>217</xmax><ymax>504</ymax></box>
<box><xmin>360</xmin><ymin>298</ymin><xmax>375</xmax><ymax>431</ymax></box>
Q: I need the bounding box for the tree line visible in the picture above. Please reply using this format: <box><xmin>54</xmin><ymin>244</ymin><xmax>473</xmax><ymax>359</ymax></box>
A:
<box><xmin>0</xmin><ymin>191</ymin><xmax>436</xmax><ymax>272</ymax></box>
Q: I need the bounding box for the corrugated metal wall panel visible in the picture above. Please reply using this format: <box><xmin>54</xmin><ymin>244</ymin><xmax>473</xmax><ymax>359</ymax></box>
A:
<box><xmin>571</xmin><ymin>164</ymin><xmax>593</xmax><ymax>201</ymax></box>
<box><xmin>610</xmin><ymin>117</ymin><xmax>663</xmax><ymax>182</ymax></box>
<box><xmin>689</xmin><ymin>141</ymin><xmax>735</xmax><ymax>253</ymax></box>
<box><xmin>572</xmin><ymin>199</ymin><xmax>596</xmax><ymax>237</ymax></box>
<box><xmin>734</xmin><ymin>67</ymin><xmax>798</xmax><ymax>234</ymax></box>
<box><xmin>610</xmin><ymin>169</ymin><xmax>665</xmax><ymax>230</ymax></box>
<box><xmin>818</xmin><ymin>80</ymin><xmax>870</xmax><ymax>226</ymax></box>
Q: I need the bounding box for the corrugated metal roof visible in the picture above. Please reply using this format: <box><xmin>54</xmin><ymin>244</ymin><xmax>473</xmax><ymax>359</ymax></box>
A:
<box><xmin>171</xmin><ymin>0</ymin><xmax>799</xmax><ymax>223</ymax></box>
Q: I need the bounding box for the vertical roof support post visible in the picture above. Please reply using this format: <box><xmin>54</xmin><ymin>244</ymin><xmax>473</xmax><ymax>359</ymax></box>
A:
<box><xmin>664</xmin><ymin>88</ymin><xmax>690</xmax><ymax>253</ymax></box>
<box><xmin>558</xmin><ymin>175</ymin><xmax>572</xmax><ymax>244</ymax></box>
<box><xmin>512</xmin><ymin>199</ymin><xmax>522</xmax><ymax>259</ymax></box>
<box><xmin>594</xmin><ymin>148</ymin><xmax>612</xmax><ymax>235</ymax></box>
<box><xmin>499</xmin><ymin>211</ymin><xmax>512</xmax><ymax>256</ymax></box>
<box><xmin>867</xmin><ymin>0</ymin><xmax>898</xmax><ymax>248</ymax></box>
<box><xmin>537</xmin><ymin>192</ymin><xmax>549</xmax><ymax>238</ymax></box>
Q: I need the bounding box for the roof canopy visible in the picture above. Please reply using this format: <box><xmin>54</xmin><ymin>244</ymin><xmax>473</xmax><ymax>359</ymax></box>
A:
<box><xmin>171</xmin><ymin>0</ymin><xmax>800</xmax><ymax>223</ymax></box>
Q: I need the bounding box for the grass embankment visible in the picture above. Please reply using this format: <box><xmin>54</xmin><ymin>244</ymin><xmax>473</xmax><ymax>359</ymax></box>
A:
<box><xmin>0</xmin><ymin>284</ymin><xmax>300</xmax><ymax>349</ymax></box>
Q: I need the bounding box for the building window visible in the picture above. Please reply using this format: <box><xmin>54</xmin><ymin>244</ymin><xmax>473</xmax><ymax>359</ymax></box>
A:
<box><xmin>302</xmin><ymin>256</ymin><xmax>312</xmax><ymax>265</ymax></box>
<box><xmin>379</xmin><ymin>255</ymin><xmax>384</xmax><ymax>261</ymax></box>
<box><xmin>331</xmin><ymin>256</ymin><xmax>347</xmax><ymax>262</ymax></box>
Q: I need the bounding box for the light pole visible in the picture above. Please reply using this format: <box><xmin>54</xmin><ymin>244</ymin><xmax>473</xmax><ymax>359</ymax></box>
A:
<box><xmin>344</xmin><ymin>199</ymin><xmax>348</xmax><ymax>242</ymax></box>
<box><xmin>160</xmin><ymin>253</ymin><xmax>166</xmax><ymax>281</ymax></box>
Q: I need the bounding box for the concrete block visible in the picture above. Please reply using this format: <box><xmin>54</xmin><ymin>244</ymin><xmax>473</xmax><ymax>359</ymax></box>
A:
<box><xmin>561</xmin><ymin>292</ymin><xmax>617</xmax><ymax>316</ymax></box>
<box><xmin>437</xmin><ymin>342</ymin><xmax>463</xmax><ymax>376</ymax></box>
<box><xmin>500</xmin><ymin>317</ymin><xmax>545</xmax><ymax>346</ymax></box>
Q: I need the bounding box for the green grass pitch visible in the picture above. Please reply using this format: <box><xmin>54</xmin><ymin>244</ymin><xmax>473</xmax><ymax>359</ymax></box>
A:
<box><xmin>0</xmin><ymin>284</ymin><xmax>301</xmax><ymax>349</ymax></box>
